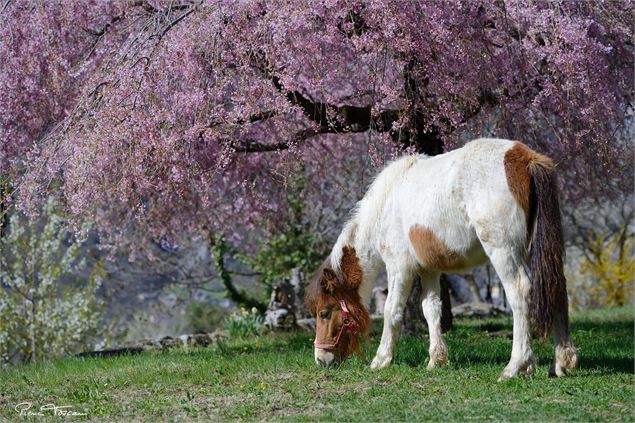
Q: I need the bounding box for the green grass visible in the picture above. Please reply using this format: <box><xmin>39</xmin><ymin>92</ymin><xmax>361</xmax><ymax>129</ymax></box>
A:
<box><xmin>1</xmin><ymin>308</ymin><xmax>633</xmax><ymax>421</ymax></box>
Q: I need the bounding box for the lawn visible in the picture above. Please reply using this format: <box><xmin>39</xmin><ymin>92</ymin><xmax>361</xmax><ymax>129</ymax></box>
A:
<box><xmin>1</xmin><ymin>307</ymin><xmax>633</xmax><ymax>421</ymax></box>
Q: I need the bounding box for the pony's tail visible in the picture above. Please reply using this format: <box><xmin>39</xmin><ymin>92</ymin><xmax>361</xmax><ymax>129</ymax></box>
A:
<box><xmin>527</xmin><ymin>156</ymin><xmax>569</xmax><ymax>338</ymax></box>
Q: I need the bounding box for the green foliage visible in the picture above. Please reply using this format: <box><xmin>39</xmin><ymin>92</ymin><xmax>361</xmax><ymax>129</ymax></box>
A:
<box><xmin>237</xmin><ymin>172</ymin><xmax>325</xmax><ymax>296</ymax></box>
<box><xmin>0</xmin><ymin>308</ymin><xmax>632</xmax><ymax>421</ymax></box>
<box><xmin>211</xmin><ymin>172</ymin><xmax>326</xmax><ymax>312</ymax></box>
<box><xmin>237</xmin><ymin>227</ymin><xmax>322</xmax><ymax>294</ymax></box>
<box><xmin>223</xmin><ymin>307</ymin><xmax>263</xmax><ymax>339</ymax></box>
<box><xmin>581</xmin><ymin>231</ymin><xmax>634</xmax><ymax>308</ymax></box>
<box><xmin>0</xmin><ymin>198</ymin><xmax>103</xmax><ymax>365</ymax></box>
<box><xmin>187</xmin><ymin>301</ymin><xmax>226</xmax><ymax>333</ymax></box>
<box><xmin>569</xmin><ymin>223</ymin><xmax>634</xmax><ymax>310</ymax></box>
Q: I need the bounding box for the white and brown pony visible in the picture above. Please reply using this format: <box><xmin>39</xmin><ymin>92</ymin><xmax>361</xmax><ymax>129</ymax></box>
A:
<box><xmin>304</xmin><ymin>138</ymin><xmax>577</xmax><ymax>380</ymax></box>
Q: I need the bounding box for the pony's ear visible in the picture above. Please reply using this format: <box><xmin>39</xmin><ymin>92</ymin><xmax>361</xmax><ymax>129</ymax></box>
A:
<box><xmin>320</xmin><ymin>268</ymin><xmax>338</xmax><ymax>294</ymax></box>
<box><xmin>340</xmin><ymin>246</ymin><xmax>363</xmax><ymax>290</ymax></box>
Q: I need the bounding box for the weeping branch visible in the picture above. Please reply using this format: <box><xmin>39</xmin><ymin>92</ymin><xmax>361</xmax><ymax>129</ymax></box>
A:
<box><xmin>209</xmin><ymin>233</ymin><xmax>267</xmax><ymax>313</ymax></box>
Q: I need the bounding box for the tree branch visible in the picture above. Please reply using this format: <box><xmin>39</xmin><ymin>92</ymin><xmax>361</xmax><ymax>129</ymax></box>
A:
<box><xmin>209</xmin><ymin>233</ymin><xmax>266</xmax><ymax>312</ymax></box>
<box><xmin>251</xmin><ymin>55</ymin><xmax>399</xmax><ymax>135</ymax></box>
<box><xmin>200</xmin><ymin>51</ymin><xmax>504</xmax><ymax>158</ymax></box>
<box><xmin>233</xmin><ymin>141</ymin><xmax>292</xmax><ymax>153</ymax></box>
<box><xmin>0</xmin><ymin>0</ymin><xmax>11</xmax><ymax>16</ymax></box>
<box><xmin>269</xmin><ymin>72</ymin><xmax>399</xmax><ymax>134</ymax></box>
<box><xmin>159</xmin><ymin>6</ymin><xmax>195</xmax><ymax>37</ymax></box>
<box><xmin>232</xmin><ymin>128</ymin><xmax>318</xmax><ymax>153</ymax></box>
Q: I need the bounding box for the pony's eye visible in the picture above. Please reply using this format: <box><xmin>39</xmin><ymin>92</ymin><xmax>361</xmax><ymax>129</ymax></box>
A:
<box><xmin>319</xmin><ymin>310</ymin><xmax>331</xmax><ymax>319</ymax></box>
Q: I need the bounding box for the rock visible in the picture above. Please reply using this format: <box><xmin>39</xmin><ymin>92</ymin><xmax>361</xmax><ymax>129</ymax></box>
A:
<box><xmin>76</xmin><ymin>347</ymin><xmax>143</xmax><ymax>358</ymax></box>
<box><xmin>159</xmin><ymin>336</ymin><xmax>178</xmax><ymax>348</ymax></box>
<box><xmin>264</xmin><ymin>308</ymin><xmax>294</xmax><ymax>330</ymax></box>
<box><xmin>76</xmin><ymin>329</ymin><xmax>228</xmax><ymax>358</ymax></box>
<box><xmin>264</xmin><ymin>268</ymin><xmax>310</xmax><ymax>331</ymax></box>
<box><xmin>451</xmin><ymin>302</ymin><xmax>510</xmax><ymax>317</ymax></box>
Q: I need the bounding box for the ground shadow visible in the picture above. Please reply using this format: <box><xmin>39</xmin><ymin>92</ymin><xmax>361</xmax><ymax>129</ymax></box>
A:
<box><xmin>470</xmin><ymin>322</ymin><xmax>511</xmax><ymax>333</ymax></box>
<box><xmin>577</xmin><ymin>356</ymin><xmax>634</xmax><ymax>375</ymax></box>
<box><xmin>386</xmin><ymin>313</ymin><xmax>634</xmax><ymax>374</ymax></box>
<box><xmin>571</xmin><ymin>319</ymin><xmax>633</xmax><ymax>332</ymax></box>
<box><xmin>388</xmin><ymin>351</ymin><xmax>633</xmax><ymax>374</ymax></box>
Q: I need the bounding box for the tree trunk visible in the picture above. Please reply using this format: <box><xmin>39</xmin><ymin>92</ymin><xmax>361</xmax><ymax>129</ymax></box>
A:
<box><xmin>394</xmin><ymin>115</ymin><xmax>453</xmax><ymax>331</ymax></box>
<box><xmin>395</xmin><ymin>62</ymin><xmax>453</xmax><ymax>333</ymax></box>
<box><xmin>30</xmin><ymin>297</ymin><xmax>37</xmax><ymax>362</ymax></box>
<box><xmin>0</xmin><ymin>177</ymin><xmax>7</xmax><ymax>238</ymax></box>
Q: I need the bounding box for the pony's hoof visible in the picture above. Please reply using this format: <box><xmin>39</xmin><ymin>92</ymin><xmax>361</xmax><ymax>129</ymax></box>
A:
<box><xmin>497</xmin><ymin>363</ymin><xmax>524</xmax><ymax>381</ymax></box>
<box><xmin>550</xmin><ymin>344</ymin><xmax>577</xmax><ymax>377</ymax></box>
<box><xmin>499</xmin><ymin>353</ymin><xmax>535</xmax><ymax>381</ymax></box>
<box><xmin>549</xmin><ymin>363</ymin><xmax>566</xmax><ymax>377</ymax></box>
<box><xmin>427</xmin><ymin>345</ymin><xmax>449</xmax><ymax>370</ymax></box>
<box><xmin>427</xmin><ymin>360</ymin><xmax>449</xmax><ymax>370</ymax></box>
<box><xmin>497</xmin><ymin>371</ymin><xmax>517</xmax><ymax>382</ymax></box>
<box><xmin>370</xmin><ymin>355</ymin><xmax>392</xmax><ymax>370</ymax></box>
<box><xmin>523</xmin><ymin>354</ymin><xmax>537</xmax><ymax>377</ymax></box>
<box><xmin>427</xmin><ymin>356</ymin><xmax>449</xmax><ymax>370</ymax></box>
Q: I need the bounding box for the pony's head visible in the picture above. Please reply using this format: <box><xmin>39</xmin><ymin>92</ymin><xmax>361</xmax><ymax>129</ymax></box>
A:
<box><xmin>304</xmin><ymin>246</ymin><xmax>369</xmax><ymax>367</ymax></box>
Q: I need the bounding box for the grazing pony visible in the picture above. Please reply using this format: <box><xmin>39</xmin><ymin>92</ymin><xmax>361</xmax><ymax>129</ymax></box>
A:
<box><xmin>304</xmin><ymin>138</ymin><xmax>577</xmax><ymax>380</ymax></box>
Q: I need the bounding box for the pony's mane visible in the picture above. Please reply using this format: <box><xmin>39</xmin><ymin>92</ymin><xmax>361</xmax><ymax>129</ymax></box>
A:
<box><xmin>330</xmin><ymin>154</ymin><xmax>420</xmax><ymax>273</ymax></box>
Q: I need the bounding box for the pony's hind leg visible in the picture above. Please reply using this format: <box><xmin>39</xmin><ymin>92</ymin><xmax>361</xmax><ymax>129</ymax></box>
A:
<box><xmin>370</xmin><ymin>258</ymin><xmax>415</xmax><ymax>370</ymax></box>
<box><xmin>420</xmin><ymin>271</ymin><xmax>448</xmax><ymax>369</ymax></box>
<box><xmin>487</xmin><ymin>248</ymin><xmax>536</xmax><ymax>381</ymax></box>
<box><xmin>550</xmin><ymin>295</ymin><xmax>577</xmax><ymax>377</ymax></box>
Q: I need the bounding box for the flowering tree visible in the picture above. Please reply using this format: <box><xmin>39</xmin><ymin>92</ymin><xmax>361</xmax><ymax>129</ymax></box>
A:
<box><xmin>0</xmin><ymin>198</ymin><xmax>103</xmax><ymax>365</ymax></box>
<box><xmin>0</xmin><ymin>0</ymin><xmax>128</xmax><ymax>175</ymax></box>
<box><xmin>2</xmin><ymin>0</ymin><xmax>632</xmax><ymax>253</ymax></box>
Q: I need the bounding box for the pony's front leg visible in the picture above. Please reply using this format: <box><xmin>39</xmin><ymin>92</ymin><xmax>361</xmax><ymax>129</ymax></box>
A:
<box><xmin>420</xmin><ymin>271</ymin><xmax>448</xmax><ymax>369</ymax></box>
<box><xmin>370</xmin><ymin>262</ymin><xmax>414</xmax><ymax>370</ymax></box>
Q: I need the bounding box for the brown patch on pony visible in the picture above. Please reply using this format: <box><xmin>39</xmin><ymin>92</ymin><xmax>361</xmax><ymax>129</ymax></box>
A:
<box><xmin>305</xmin><ymin>247</ymin><xmax>369</xmax><ymax>360</ymax></box>
<box><xmin>408</xmin><ymin>225</ymin><xmax>466</xmax><ymax>271</ymax></box>
<box><xmin>503</xmin><ymin>142</ymin><xmax>554</xmax><ymax>223</ymax></box>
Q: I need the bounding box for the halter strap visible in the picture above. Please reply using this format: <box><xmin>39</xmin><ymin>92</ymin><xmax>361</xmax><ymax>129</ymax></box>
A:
<box><xmin>314</xmin><ymin>300</ymin><xmax>360</xmax><ymax>351</ymax></box>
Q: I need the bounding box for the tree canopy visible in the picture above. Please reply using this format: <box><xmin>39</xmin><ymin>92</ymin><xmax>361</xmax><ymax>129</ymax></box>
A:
<box><xmin>1</xmin><ymin>0</ymin><xmax>633</xmax><ymax>249</ymax></box>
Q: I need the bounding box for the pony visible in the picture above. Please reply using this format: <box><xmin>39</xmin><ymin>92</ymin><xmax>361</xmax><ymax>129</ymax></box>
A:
<box><xmin>304</xmin><ymin>138</ymin><xmax>577</xmax><ymax>380</ymax></box>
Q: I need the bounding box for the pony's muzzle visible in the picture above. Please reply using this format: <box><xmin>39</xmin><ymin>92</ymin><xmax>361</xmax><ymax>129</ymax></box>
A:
<box><xmin>314</xmin><ymin>348</ymin><xmax>341</xmax><ymax>367</ymax></box>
